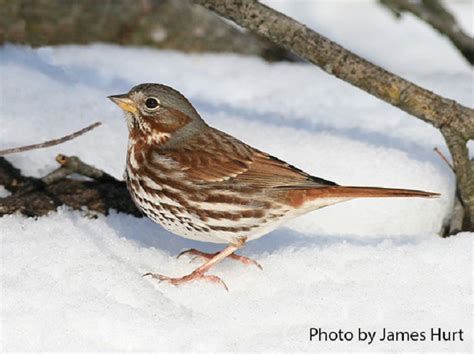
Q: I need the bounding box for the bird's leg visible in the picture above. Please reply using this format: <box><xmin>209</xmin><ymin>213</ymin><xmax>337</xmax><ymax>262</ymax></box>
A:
<box><xmin>143</xmin><ymin>241</ymin><xmax>246</xmax><ymax>290</ymax></box>
<box><xmin>177</xmin><ymin>249</ymin><xmax>262</xmax><ymax>270</ymax></box>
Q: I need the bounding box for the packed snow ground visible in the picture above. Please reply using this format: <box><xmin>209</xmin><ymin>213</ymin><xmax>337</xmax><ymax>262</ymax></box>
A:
<box><xmin>1</xmin><ymin>1</ymin><xmax>472</xmax><ymax>352</ymax></box>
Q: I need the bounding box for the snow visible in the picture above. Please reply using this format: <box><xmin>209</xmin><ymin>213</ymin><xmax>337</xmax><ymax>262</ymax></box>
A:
<box><xmin>0</xmin><ymin>186</ymin><xmax>10</xmax><ymax>198</ymax></box>
<box><xmin>1</xmin><ymin>1</ymin><xmax>472</xmax><ymax>352</ymax></box>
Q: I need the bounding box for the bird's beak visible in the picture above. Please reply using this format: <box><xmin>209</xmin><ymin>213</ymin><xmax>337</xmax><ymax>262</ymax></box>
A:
<box><xmin>108</xmin><ymin>94</ymin><xmax>137</xmax><ymax>114</ymax></box>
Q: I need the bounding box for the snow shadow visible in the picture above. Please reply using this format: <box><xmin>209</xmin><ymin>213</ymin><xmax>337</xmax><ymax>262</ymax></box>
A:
<box><xmin>104</xmin><ymin>213</ymin><xmax>423</xmax><ymax>257</ymax></box>
<box><xmin>1</xmin><ymin>45</ymin><xmax>131</xmax><ymax>92</ymax></box>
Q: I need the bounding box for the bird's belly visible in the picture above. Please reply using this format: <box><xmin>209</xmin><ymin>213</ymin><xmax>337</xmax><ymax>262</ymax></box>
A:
<box><xmin>134</xmin><ymin>193</ymin><xmax>288</xmax><ymax>244</ymax></box>
<box><xmin>128</xmin><ymin>186</ymin><xmax>221</xmax><ymax>243</ymax></box>
<box><xmin>125</xmin><ymin>171</ymin><xmax>290</xmax><ymax>244</ymax></box>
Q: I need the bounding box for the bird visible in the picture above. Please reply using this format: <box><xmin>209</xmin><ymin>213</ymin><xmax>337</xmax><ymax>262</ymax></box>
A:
<box><xmin>109</xmin><ymin>83</ymin><xmax>438</xmax><ymax>290</ymax></box>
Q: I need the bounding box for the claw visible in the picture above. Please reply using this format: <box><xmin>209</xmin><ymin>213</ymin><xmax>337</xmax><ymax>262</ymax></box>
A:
<box><xmin>143</xmin><ymin>270</ymin><xmax>228</xmax><ymax>291</ymax></box>
<box><xmin>145</xmin><ymin>243</ymin><xmax>249</xmax><ymax>291</ymax></box>
<box><xmin>200</xmin><ymin>274</ymin><xmax>228</xmax><ymax>291</ymax></box>
<box><xmin>176</xmin><ymin>249</ymin><xmax>193</xmax><ymax>259</ymax></box>
<box><xmin>230</xmin><ymin>253</ymin><xmax>263</xmax><ymax>270</ymax></box>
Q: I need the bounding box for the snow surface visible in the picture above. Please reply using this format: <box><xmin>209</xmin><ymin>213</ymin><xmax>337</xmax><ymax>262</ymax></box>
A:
<box><xmin>1</xmin><ymin>1</ymin><xmax>472</xmax><ymax>352</ymax></box>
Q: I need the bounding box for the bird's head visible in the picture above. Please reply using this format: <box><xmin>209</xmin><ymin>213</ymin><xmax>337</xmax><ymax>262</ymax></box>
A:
<box><xmin>109</xmin><ymin>83</ymin><xmax>205</xmax><ymax>144</ymax></box>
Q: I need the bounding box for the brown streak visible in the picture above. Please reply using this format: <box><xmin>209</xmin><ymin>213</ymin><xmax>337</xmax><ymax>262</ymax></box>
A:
<box><xmin>208</xmin><ymin>225</ymin><xmax>253</xmax><ymax>232</ymax></box>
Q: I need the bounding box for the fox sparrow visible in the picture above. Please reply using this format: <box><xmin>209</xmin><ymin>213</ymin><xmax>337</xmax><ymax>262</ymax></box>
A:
<box><xmin>109</xmin><ymin>83</ymin><xmax>438</xmax><ymax>290</ymax></box>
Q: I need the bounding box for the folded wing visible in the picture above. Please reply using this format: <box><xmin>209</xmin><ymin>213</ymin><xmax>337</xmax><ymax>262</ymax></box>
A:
<box><xmin>159</xmin><ymin>127</ymin><xmax>336</xmax><ymax>189</ymax></box>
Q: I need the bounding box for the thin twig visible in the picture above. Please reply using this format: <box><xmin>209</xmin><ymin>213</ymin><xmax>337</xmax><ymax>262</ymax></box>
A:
<box><xmin>41</xmin><ymin>154</ymin><xmax>116</xmax><ymax>185</ymax></box>
<box><xmin>434</xmin><ymin>147</ymin><xmax>455</xmax><ymax>172</ymax></box>
<box><xmin>0</xmin><ymin>122</ymin><xmax>102</xmax><ymax>156</ymax></box>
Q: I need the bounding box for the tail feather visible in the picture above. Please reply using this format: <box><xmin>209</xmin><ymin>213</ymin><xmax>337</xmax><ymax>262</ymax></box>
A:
<box><xmin>313</xmin><ymin>186</ymin><xmax>440</xmax><ymax>199</ymax></box>
<box><xmin>285</xmin><ymin>186</ymin><xmax>439</xmax><ymax>208</ymax></box>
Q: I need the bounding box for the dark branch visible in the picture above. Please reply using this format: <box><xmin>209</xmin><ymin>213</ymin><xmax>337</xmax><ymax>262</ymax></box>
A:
<box><xmin>0</xmin><ymin>0</ymin><xmax>291</xmax><ymax>61</ymax></box>
<box><xmin>0</xmin><ymin>155</ymin><xmax>141</xmax><ymax>218</ymax></box>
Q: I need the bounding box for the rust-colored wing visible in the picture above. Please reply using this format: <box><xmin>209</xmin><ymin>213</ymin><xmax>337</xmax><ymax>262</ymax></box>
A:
<box><xmin>159</xmin><ymin>127</ymin><xmax>336</xmax><ymax>189</ymax></box>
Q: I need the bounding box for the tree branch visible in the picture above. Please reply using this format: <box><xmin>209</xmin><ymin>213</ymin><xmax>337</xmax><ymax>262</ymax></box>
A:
<box><xmin>193</xmin><ymin>0</ymin><xmax>474</xmax><ymax>231</ymax></box>
<box><xmin>441</xmin><ymin>127</ymin><xmax>474</xmax><ymax>231</ymax></box>
<box><xmin>0</xmin><ymin>0</ymin><xmax>291</xmax><ymax>61</ymax></box>
<box><xmin>380</xmin><ymin>0</ymin><xmax>474</xmax><ymax>65</ymax></box>
<box><xmin>0</xmin><ymin>155</ymin><xmax>140</xmax><ymax>217</ymax></box>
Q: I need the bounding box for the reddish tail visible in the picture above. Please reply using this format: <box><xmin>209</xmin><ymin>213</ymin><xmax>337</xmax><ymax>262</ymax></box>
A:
<box><xmin>285</xmin><ymin>186</ymin><xmax>439</xmax><ymax>208</ymax></box>
<box><xmin>315</xmin><ymin>186</ymin><xmax>440</xmax><ymax>199</ymax></box>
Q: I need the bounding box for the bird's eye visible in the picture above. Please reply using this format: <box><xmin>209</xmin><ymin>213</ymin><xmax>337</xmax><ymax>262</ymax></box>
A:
<box><xmin>145</xmin><ymin>97</ymin><xmax>160</xmax><ymax>110</ymax></box>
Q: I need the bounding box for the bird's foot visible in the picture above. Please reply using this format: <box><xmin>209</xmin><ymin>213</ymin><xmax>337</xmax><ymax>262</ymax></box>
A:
<box><xmin>143</xmin><ymin>270</ymin><xmax>228</xmax><ymax>291</ymax></box>
<box><xmin>177</xmin><ymin>248</ymin><xmax>263</xmax><ymax>270</ymax></box>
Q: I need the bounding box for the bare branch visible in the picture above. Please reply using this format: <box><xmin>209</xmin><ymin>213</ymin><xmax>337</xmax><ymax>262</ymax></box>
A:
<box><xmin>0</xmin><ymin>122</ymin><xmax>102</xmax><ymax>156</ymax></box>
<box><xmin>380</xmin><ymin>0</ymin><xmax>474</xmax><ymax>65</ymax></box>
<box><xmin>441</xmin><ymin>127</ymin><xmax>474</xmax><ymax>231</ymax></box>
<box><xmin>433</xmin><ymin>147</ymin><xmax>469</xmax><ymax>235</ymax></box>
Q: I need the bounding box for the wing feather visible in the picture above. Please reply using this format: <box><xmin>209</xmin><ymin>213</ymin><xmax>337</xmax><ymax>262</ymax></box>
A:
<box><xmin>158</xmin><ymin>127</ymin><xmax>336</xmax><ymax>188</ymax></box>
